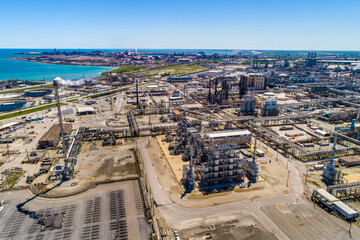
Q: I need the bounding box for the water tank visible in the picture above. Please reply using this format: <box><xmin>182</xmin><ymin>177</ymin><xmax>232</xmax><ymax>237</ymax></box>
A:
<box><xmin>172</xmin><ymin>91</ymin><xmax>180</xmax><ymax>97</ymax></box>
<box><xmin>214</xmin><ymin>151</ymin><xmax>220</xmax><ymax>159</ymax></box>
<box><xmin>230</xmin><ymin>150</ymin><xmax>234</xmax><ymax>157</ymax></box>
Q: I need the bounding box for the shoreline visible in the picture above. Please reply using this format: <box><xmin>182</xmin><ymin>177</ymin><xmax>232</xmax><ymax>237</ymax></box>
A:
<box><xmin>0</xmin><ymin>58</ymin><xmax>116</xmax><ymax>82</ymax></box>
<box><xmin>6</xmin><ymin>57</ymin><xmax>116</xmax><ymax>68</ymax></box>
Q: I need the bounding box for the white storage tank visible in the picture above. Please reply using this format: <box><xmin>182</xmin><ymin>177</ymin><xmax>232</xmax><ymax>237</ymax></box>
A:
<box><xmin>230</xmin><ymin>149</ymin><xmax>235</xmax><ymax>157</ymax></box>
<box><xmin>315</xmin><ymin>129</ymin><xmax>330</xmax><ymax>137</ymax></box>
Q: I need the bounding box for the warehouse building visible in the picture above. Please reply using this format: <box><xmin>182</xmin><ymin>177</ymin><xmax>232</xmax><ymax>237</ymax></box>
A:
<box><xmin>76</xmin><ymin>107</ymin><xmax>96</xmax><ymax>116</ymax></box>
<box><xmin>338</xmin><ymin>156</ymin><xmax>360</xmax><ymax>167</ymax></box>
<box><xmin>38</xmin><ymin>123</ymin><xmax>72</xmax><ymax>148</ymax></box>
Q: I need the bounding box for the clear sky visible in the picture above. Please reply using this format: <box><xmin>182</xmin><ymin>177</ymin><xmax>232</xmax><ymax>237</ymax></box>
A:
<box><xmin>1</xmin><ymin>0</ymin><xmax>359</xmax><ymax>50</ymax></box>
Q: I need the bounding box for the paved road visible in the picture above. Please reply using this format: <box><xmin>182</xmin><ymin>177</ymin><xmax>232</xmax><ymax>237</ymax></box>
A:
<box><xmin>137</xmin><ymin>137</ymin><xmax>360</xmax><ymax>240</ymax></box>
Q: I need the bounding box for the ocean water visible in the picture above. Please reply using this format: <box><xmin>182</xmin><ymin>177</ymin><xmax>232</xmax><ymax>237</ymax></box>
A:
<box><xmin>0</xmin><ymin>49</ymin><xmax>237</xmax><ymax>81</ymax></box>
<box><xmin>0</xmin><ymin>49</ymin><xmax>115</xmax><ymax>81</ymax></box>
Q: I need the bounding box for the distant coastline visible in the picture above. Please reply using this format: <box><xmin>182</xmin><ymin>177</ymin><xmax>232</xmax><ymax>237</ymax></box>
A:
<box><xmin>7</xmin><ymin>57</ymin><xmax>115</xmax><ymax>67</ymax></box>
<box><xmin>0</xmin><ymin>49</ymin><xmax>115</xmax><ymax>81</ymax></box>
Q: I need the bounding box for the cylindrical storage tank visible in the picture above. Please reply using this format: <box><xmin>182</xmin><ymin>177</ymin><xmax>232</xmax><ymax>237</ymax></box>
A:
<box><xmin>215</xmin><ymin>160</ymin><xmax>220</xmax><ymax>165</ymax></box>
<box><xmin>229</xmin><ymin>164</ymin><xmax>233</xmax><ymax>170</ymax></box>
<box><xmin>229</xmin><ymin>171</ymin><xmax>233</xmax><ymax>176</ymax></box>
<box><xmin>0</xmin><ymin>98</ymin><xmax>28</xmax><ymax>112</ymax></box>
<box><xmin>251</xmin><ymin>100</ymin><xmax>255</xmax><ymax>111</ymax></box>
<box><xmin>215</xmin><ymin>166</ymin><xmax>219</xmax><ymax>172</ymax></box>
<box><xmin>0</xmin><ymin>93</ymin><xmax>22</xmax><ymax>99</ymax></box>
<box><xmin>24</xmin><ymin>88</ymin><xmax>53</xmax><ymax>97</ymax></box>
<box><xmin>214</xmin><ymin>151</ymin><xmax>220</xmax><ymax>159</ymax></box>
<box><xmin>213</xmin><ymin>173</ymin><xmax>218</xmax><ymax>178</ymax></box>
<box><xmin>230</xmin><ymin>149</ymin><xmax>234</xmax><ymax>157</ymax></box>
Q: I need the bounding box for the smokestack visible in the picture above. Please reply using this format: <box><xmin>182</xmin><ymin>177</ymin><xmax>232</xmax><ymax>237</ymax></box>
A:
<box><xmin>136</xmin><ymin>78</ymin><xmax>139</xmax><ymax>108</ymax></box>
<box><xmin>208</xmin><ymin>79</ymin><xmax>212</xmax><ymax>103</ymax></box>
<box><xmin>214</xmin><ymin>78</ymin><xmax>218</xmax><ymax>101</ymax></box>
<box><xmin>53</xmin><ymin>79</ymin><xmax>67</xmax><ymax>160</ymax></box>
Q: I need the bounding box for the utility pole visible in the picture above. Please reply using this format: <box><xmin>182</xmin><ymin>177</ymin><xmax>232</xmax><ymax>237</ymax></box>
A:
<box><xmin>349</xmin><ymin>219</ymin><xmax>353</xmax><ymax>238</ymax></box>
<box><xmin>7</xmin><ymin>142</ymin><xmax>10</xmax><ymax>161</ymax></box>
<box><xmin>286</xmin><ymin>157</ymin><xmax>289</xmax><ymax>170</ymax></box>
<box><xmin>286</xmin><ymin>170</ymin><xmax>290</xmax><ymax>187</ymax></box>
<box><xmin>136</xmin><ymin>78</ymin><xmax>139</xmax><ymax>109</ymax></box>
<box><xmin>25</xmin><ymin>149</ymin><xmax>30</xmax><ymax>161</ymax></box>
<box><xmin>148</xmin><ymin>114</ymin><xmax>151</xmax><ymax>146</ymax></box>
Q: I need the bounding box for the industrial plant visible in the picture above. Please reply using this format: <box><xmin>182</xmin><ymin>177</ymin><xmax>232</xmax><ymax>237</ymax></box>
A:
<box><xmin>2</xmin><ymin>50</ymin><xmax>360</xmax><ymax>239</ymax></box>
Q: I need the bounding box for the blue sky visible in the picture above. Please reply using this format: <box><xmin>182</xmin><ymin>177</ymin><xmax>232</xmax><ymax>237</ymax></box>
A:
<box><xmin>1</xmin><ymin>0</ymin><xmax>359</xmax><ymax>50</ymax></box>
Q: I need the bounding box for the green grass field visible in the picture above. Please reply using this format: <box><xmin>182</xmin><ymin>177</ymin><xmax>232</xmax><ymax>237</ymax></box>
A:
<box><xmin>134</xmin><ymin>63</ymin><xmax>208</xmax><ymax>78</ymax></box>
<box><xmin>85</xmin><ymin>81</ymin><xmax>150</xmax><ymax>99</ymax></box>
<box><xmin>102</xmin><ymin>65</ymin><xmax>146</xmax><ymax>76</ymax></box>
<box><xmin>0</xmin><ymin>103</ymin><xmax>60</xmax><ymax>120</ymax></box>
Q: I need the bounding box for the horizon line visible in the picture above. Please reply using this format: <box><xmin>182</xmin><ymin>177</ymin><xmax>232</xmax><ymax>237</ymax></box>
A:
<box><xmin>1</xmin><ymin>47</ymin><xmax>360</xmax><ymax>52</ymax></box>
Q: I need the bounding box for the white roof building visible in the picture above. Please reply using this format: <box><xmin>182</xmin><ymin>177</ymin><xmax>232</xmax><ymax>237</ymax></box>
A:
<box><xmin>76</xmin><ymin>106</ymin><xmax>96</xmax><ymax>115</ymax></box>
<box><xmin>204</xmin><ymin>130</ymin><xmax>251</xmax><ymax>139</ymax></box>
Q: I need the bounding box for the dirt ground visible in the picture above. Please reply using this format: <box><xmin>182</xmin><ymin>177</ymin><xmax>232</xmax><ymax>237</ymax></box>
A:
<box><xmin>263</xmin><ymin>200</ymin><xmax>354</xmax><ymax>240</ymax></box>
<box><xmin>147</xmin><ymin>136</ymin><xmax>292</xmax><ymax>208</ymax></box>
<box><xmin>34</xmin><ymin>141</ymin><xmax>137</xmax><ymax>197</ymax></box>
<box><xmin>156</xmin><ymin>135</ymin><xmax>184</xmax><ymax>181</ymax></box>
<box><xmin>105</xmin><ymin>115</ymin><xmax>128</xmax><ymax>127</ymax></box>
<box><xmin>178</xmin><ymin>218</ymin><xmax>277</xmax><ymax>240</ymax></box>
<box><xmin>136</xmin><ymin>114</ymin><xmax>172</xmax><ymax>126</ymax></box>
<box><xmin>76</xmin><ymin>140</ymin><xmax>137</xmax><ymax>181</ymax></box>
